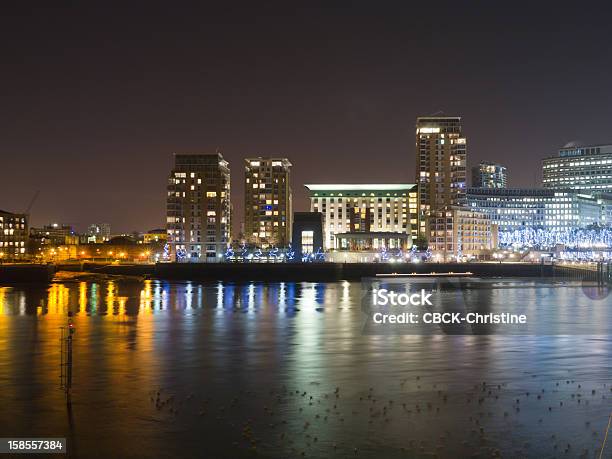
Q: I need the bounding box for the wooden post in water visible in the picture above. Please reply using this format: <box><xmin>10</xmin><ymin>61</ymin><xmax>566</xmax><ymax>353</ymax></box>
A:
<box><xmin>60</xmin><ymin>311</ymin><xmax>75</xmax><ymax>407</ymax></box>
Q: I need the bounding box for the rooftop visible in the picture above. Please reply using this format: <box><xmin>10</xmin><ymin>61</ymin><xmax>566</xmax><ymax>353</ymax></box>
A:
<box><xmin>0</xmin><ymin>209</ymin><xmax>24</xmax><ymax>216</ymax></box>
<box><xmin>305</xmin><ymin>184</ymin><xmax>416</xmax><ymax>191</ymax></box>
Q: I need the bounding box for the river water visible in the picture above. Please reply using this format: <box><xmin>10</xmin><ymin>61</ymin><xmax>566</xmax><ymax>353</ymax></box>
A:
<box><xmin>0</xmin><ymin>278</ymin><xmax>610</xmax><ymax>458</ymax></box>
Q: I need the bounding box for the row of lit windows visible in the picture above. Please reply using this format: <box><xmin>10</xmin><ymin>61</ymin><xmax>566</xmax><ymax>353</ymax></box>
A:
<box><xmin>0</xmin><ymin>241</ymin><xmax>26</xmax><ymax>247</ymax></box>
<box><xmin>311</xmin><ymin>192</ymin><xmax>412</xmax><ymax>198</ymax></box>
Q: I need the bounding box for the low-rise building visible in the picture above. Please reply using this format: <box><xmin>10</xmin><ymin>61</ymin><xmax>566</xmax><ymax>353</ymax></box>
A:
<box><xmin>427</xmin><ymin>206</ymin><xmax>497</xmax><ymax>261</ymax></box>
<box><xmin>291</xmin><ymin>212</ymin><xmax>324</xmax><ymax>261</ymax></box>
<box><xmin>78</xmin><ymin>239</ymin><xmax>164</xmax><ymax>263</ymax></box>
<box><xmin>143</xmin><ymin>228</ymin><xmax>168</xmax><ymax>244</ymax></box>
<box><xmin>30</xmin><ymin>223</ymin><xmax>78</xmax><ymax>246</ymax></box>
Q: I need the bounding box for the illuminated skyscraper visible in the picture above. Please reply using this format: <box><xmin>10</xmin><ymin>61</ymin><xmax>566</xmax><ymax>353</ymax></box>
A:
<box><xmin>415</xmin><ymin>116</ymin><xmax>467</xmax><ymax>233</ymax></box>
<box><xmin>166</xmin><ymin>153</ymin><xmax>231</xmax><ymax>262</ymax></box>
<box><xmin>244</xmin><ymin>157</ymin><xmax>292</xmax><ymax>247</ymax></box>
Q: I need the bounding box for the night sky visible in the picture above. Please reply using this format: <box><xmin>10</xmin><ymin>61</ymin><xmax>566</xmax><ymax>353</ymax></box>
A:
<box><xmin>2</xmin><ymin>2</ymin><xmax>611</xmax><ymax>234</ymax></box>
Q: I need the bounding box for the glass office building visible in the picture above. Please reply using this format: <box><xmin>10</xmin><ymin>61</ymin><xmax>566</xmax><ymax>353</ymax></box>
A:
<box><xmin>543</xmin><ymin>144</ymin><xmax>612</xmax><ymax>191</ymax></box>
<box><xmin>466</xmin><ymin>187</ymin><xmax>605</xmax><ymax>232</ymax></box>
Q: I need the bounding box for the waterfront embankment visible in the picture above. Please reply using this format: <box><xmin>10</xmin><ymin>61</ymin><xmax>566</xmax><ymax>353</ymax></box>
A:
<box><xmin>77</xmin><ymin>261</ymin><xmax>554</xmax><ymax>282</ymax></box>
<box><xmin>3</xmin><ymin>261</ymin><xmax>607</xmax><ymax>283</ymax></box>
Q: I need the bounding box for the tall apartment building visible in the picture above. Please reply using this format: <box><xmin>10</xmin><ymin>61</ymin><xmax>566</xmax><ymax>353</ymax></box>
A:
<box><xmin>416</xmin><ymin>116</ymin><xmax>467</xmax><ymax>233</ymax></box>
<box><xmin>0</xmin><ymin>210</ymin><xmax>28</xmax><ymax>260</ymax></box>
<box><xmin>304</xmin><ymin>184</ymin><xmax>419</xmax><ymax>250</ymax></box>
<box><xmin>244</xmin><ymin>157</ymin><xmax>292</xmax><ymax>247</ymax></box>
<box><xmin>166</xmin><ymin>153</ymin><xmax>231</xmax><ymax>262</ymax></box>
<box><xmin>472</xmin><ymin>161</ymin><xmax>507</xmax><ymax>189</ymax></box>
<box><xmin>543</xmin><ymin>144</ymin><xmax>612</xmax><ymax>192</ymax></box>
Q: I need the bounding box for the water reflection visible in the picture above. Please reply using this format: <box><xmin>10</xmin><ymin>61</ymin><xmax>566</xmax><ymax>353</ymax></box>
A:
<box><xmin>0</xmin><ymin>279</ymin><xmax>610</xmax><ymax>458</ymax></box>
<box><xmin>0</xmin><ymin>280</ymin><xmax>346</xmax><ymax>317</ymax></box>
<box><xmin>0</xmin><ymin>280</ymin><xmax>610</xmax><ymax>334</ymax></box>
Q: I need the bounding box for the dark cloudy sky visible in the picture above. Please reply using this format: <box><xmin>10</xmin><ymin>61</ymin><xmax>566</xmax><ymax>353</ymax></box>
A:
<box><xmin>1</xmin><ymin>2</ymin><xmax>611</xmax><ymax>233</ymax></box>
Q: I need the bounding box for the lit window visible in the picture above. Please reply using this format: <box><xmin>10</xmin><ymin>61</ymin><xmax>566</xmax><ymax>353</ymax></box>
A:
<box><xmin>301</xmin><ymin>230</ymin><xmax>314</xmax><ymax>254</ymax></box>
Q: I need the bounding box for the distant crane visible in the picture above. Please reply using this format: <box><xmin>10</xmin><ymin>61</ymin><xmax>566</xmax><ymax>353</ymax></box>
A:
<box><xmin>25</xmin><ymin>190</ymin><xmax>40</xmax><ymax>216</ymax></box>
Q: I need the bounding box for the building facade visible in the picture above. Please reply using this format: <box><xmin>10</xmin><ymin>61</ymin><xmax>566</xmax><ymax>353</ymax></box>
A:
<box><xmin>427</xmin><ymin>206</ymin><xmax>497</xmax><ymax>261</ymax></box>
<box><xmin>304</xmin><ymin>184</ymin><xmax>419</xmax><ymax>250</ymax></box>
<box><xmin>86</xmin><ymin>223</ymin><xmax>111</xmax><ymax>243</ymax></box>
<box><xmin>291</xmin><ymin>212</ymin><xmax>324</xmax><ymax>261</ymax></box>
<box><xmin>466</xmin><ymin>187</ymin><xmax>607</xmax><ymax>233</ymax></box>
<box><xmin>166</xmin><ymin>153</ymin><xmax>231</xmax><ymax>262</ymax></box>
<box><xmin>0</xmin><ymin>210</ymin><xmax>28</xmax><ymax>260</ymax></box>
<box><xmin>472</xmin><ymin>161</ymin><xmax>507</xmax><ymax>188</ymax></box>
<box><xmin>416</xmin><ymin>116</ymin><xmax>467</xmax><ymax>234</ymax></box>
<box><xmin>543</xmin><ymin>144</ymin><xmax>612</xmax><ymax>192</ymax></box>
<box><xmin>30</xmin><ymin>224</ymin><xmax>78</xmax><ymax>246</ymax></box>
<box><xmin>143</xmin><ymin>229</ymin><xmax>167</xmax><ymax>244</ymax></box>
<box><xmin>244</xmin><ymin>157</ymin><xmax>292</xmax><ymax>247</ymax></box>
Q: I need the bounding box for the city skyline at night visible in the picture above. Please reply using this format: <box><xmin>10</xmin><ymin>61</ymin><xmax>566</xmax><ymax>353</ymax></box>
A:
<box><xmin>2</xmin><ymin>3</ymin><xmax>612</xmax><ymax>233</ymax></box>
<box><xmin>1</xmin><ymin>5</ymin><xmax>612</xmax><ymax>458</ymax></box>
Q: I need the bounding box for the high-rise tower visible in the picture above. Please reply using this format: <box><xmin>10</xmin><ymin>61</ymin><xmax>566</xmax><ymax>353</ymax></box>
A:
<box><xmin>166</xmin><ymin>153</ymin><xmax>231</xmax><ymax>262</ymax></box>
<box><xmin>416</xmin><ymin>116</ymin><xmax>467</xmax><ymax>232</ymax></box>
<box><xmin>244</xmin><ymin>157</ymin><xmax>292</xmax><ymax>247</ymax></box>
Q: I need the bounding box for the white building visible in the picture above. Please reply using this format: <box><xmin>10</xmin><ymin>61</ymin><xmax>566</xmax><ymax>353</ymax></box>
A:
<box><xmin>304</xmin><ymin>184</ymin><xmax>419</xmax><ymax>250</ymax></box>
